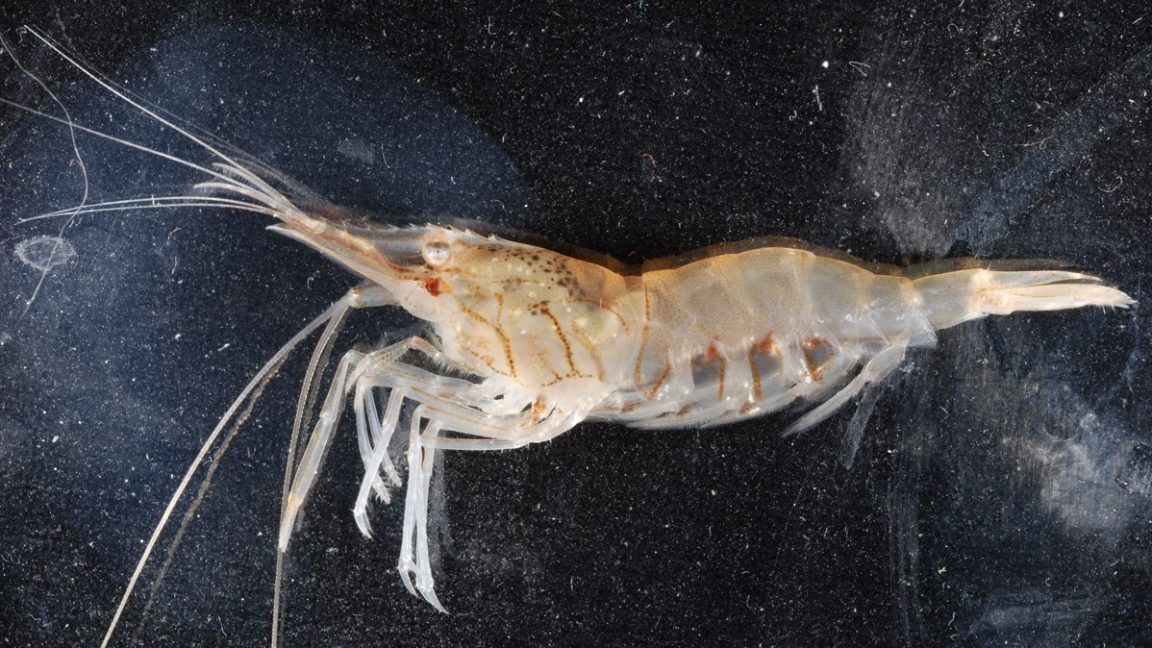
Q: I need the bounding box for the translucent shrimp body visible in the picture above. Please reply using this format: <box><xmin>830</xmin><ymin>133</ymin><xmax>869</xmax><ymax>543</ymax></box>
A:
<box><xmin>279</xmin><ymin>220</ymin><xmax>1132</xmax><ymax>455</ymax></box>
<box><xmin>264</xmin><ymin>211</ymin><xmax>1131</xmax><ymax>616</ymax></box>
<box><xmin>101</xmin><ymin>183</ymin><xmax>1142</xmax><ymax>635</ymax></box>
<box><xmin>3</xmin><ymin>26</ymin><xmax>1134</xmax><ymax>648</ymax></box>
<box><xmin>596</xmin><ymin>248</ymin><xmax>1132</xmax><ymax>432</ymax></box>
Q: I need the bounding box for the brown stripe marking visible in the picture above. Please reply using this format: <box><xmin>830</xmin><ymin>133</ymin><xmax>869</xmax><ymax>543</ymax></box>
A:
<box><xmin>693</xmin><ymin>342</ymin><xmax>726</xmax><ymax>401</ymax></box>
<box><xmin>538</xmin><ymin>303</ymin><xmax>578</xmax><ymax>376</ymax></box>
<box><xmin>634</xmin><ymin>323</ymin><xmax>651</xmax><ymax>390</ymax></box>
<box><xmin>747</xmin><ymin>333</ymin><xmax>776</xmax><ymax>402</ymax></box>
<box><xmin>455</xmin><ymin>299</ymin><xmax>517</xmax><ymax>379</ymax></box>
<box><xmin>634</xmin><ymin>322</ymin><xmax>672</xmax><ymax>400</ymax></box>
<box><xmin>644</xmin><ymin>361</ymin><xmax>672</xmax><ymax>400</ymax></box>
<box><xmin>570</xmin><ymin>327</ymin><xmax>606</xmax><ymax>379</ymax></box>
<box><xmin>531</xmin><ymin>398</ymin><xmax>547</xmax><ymax>423</ymax></box>
<box><xmin>802</xmin><ymin>337</ymin><xmax>833</xmax><ymax>382</ymax></box>
<box><xmin>634</xmin><ymin>276</ymin><xmax>661</xmax><ymax>396</ymax></box>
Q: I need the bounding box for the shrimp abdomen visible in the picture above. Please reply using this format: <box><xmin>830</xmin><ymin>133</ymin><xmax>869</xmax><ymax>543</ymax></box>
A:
<box><xmin>609</xmin><ymin>248</ymin><xmax>1133</xmax><ymax>433</ymax></box>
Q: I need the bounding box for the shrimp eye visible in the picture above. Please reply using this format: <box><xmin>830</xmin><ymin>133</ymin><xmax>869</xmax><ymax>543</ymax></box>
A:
<box><xmin>422</xmin><ymin>240</ymin><xmax>451</xmax><ymax>267</ymax></box>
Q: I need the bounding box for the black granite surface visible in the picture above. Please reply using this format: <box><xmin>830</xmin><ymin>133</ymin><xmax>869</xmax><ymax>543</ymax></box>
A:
<box><xmin>1</xmin><ymin>2</ymin><xmax>1150</xmax><ymax>646</ymax></box>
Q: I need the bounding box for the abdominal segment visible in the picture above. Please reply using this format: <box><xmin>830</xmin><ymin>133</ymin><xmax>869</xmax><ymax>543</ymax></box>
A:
<box><xmin>597</xmin><ymin>247</ymin><xmax>936</xmax><ymax>428</ymax></box>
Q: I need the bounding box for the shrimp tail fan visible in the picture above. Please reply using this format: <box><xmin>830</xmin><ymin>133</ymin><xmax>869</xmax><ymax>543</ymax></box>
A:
<box><xmin>913</xmin><ymin>268</ymin><xmax>1135</xmax><ymax>331</ymax></box>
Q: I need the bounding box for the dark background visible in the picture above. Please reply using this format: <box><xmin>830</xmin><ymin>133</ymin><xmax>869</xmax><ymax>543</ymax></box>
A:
<box><xmin>1</xmin><ymin>1</ymin><xmax>1150</xmax><ymax>646</ymax></box>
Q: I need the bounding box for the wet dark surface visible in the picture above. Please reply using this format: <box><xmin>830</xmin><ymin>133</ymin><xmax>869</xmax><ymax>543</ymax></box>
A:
<box><xmin>1</xmin><ymin>2</ymin><xmax>1150</xmax><ymax>647</ymax></box>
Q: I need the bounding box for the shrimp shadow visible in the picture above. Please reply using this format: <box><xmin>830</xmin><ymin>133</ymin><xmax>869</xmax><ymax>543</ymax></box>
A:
<box><xmin>835</xmin><ymin>8</ymin><xmax>1152</xmax><ymax>645</ymax></box>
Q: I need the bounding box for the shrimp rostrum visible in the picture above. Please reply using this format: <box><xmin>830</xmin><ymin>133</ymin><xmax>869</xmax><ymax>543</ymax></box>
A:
<box><xmin>5</xmin><ymin>28</ymin><xmax>1134</xmax><ymax>647</ymax></box>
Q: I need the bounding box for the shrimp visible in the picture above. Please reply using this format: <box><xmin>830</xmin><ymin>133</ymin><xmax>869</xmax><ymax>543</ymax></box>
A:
<box><xmin>3</xmin><ymin>26</ymin><xmax>1135</xmax><ymax>648</ymax></box>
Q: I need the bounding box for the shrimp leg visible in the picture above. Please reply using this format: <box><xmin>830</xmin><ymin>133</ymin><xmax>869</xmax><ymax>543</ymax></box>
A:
<box><xmin>279</xmin><ymin>336</ymin><xmax>474</xmax><ymax>549</ymax></box>
<box><xmin>289</xmin><ymin>284</ymin><xmax>395</xmax><ymax>499</ymax></box>
<box><xmin>351</xmin><ymin>364</ymin><xmax>484</xmax><ymax>534</ymax></box>
<box><xmin>353</xmin><ymin>359</ymin><xmax>474</xmax><ymax>507</ymax></box>
<box><xmin>402</xmin><ymin>410</ymin><xmax>444</xmax><ymax>610</ymax></box>
<box><xmin>393</xmin><ymin>398</ymin><xmax>582</xmax><ymax>610</ymax></box>
<box><xmin>342</xmin><ymin>347</ymin><xmax>585</xmax><ymax>610</ymax></box>
<box><xmin>338</xmin><ymin>365</ymin><xmax>534</xmax><ymax>610</ymax></box>
<box><xmin>782</xmin><ymin>344</ymin><xmax>908</xmax><ymax>436</ymax></box>
<box><xmin>103</xmin><ymin>285</ymin><xmax>392</xmax><ymax>648</ymax></box>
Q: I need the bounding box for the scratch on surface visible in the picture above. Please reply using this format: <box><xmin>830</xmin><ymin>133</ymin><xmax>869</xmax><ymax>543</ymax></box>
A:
<box><xmin>2</xmin><ymin>29</ymin><xmax>91</xmax><ymax>320</ymax></box>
